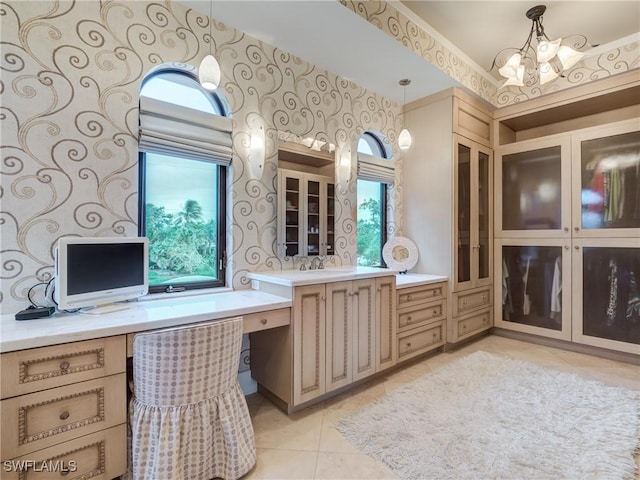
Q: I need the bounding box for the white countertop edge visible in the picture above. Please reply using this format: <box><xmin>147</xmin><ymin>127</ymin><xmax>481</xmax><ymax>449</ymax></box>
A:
<box><xmin>0</xmin><ymin>290</ymin><xmax>291</xmax><ymax>353</ymax></box>
<box><xmin>395</xmin><ymin>273</ymin><xmax>448</xmax><ymax>289</ymax></box>
<box><xmin>248</xmin><ymin>266</ymin><xmax>398</xmax><ymax>286</ymax></box>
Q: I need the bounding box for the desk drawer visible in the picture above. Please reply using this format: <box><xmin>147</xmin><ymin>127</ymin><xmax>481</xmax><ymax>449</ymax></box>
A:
<box><xmin>1</xmin><ymin>337</ymin><xmax>126</xmax><ymax>399</ymax></box>
<box><xmin>397</xmin><ymin>300</ymin><xmax>446</xmax><ymax>332</ymax></box>
<box><xmin>1</xmin><ymin>374</ymin><xmax>126</xmax><ymax>460</ymax></box>
<box><xmin>453</xmin><ymin>287</ymin><xmax>491</xmax><ymax>316</ymax></box>
<box><xmin>243</xmin><ymin>308</ymin><xmax>291</xmax><ymax>333</ymax></box>
<box><xmin>456</xmin><ymin>308</ymin><xmax>492</xmax><ymax>340</ymax></box>
<box><xmin>397</xmin><ymin>282</ymin><xmax>446</xmax><ymax>309</ymax></box>
<box><xmin>1</xmin><ymin>424</ymin><xmax>127</xmax><ymax>480</ymax></box>
<box><xmin>397</xmin><ymin>322</ymin><xmax>445</xmax><ymax>362</ymax></box>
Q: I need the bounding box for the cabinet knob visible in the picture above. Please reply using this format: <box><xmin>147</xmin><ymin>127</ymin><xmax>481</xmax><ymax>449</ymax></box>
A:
<box><xmin>563</xmin><ymin>227</ymin><xmax>569</xmax><ymax>232</ymax></box>
<box><xmin>462</xmin><ymin>300</ymin><xmax>468</xmax><ymax>306</ymax></box>
<box><xmin>574</xmin><ymin>226</ymin><xmax>580</xmax><ymax>232</ymax></box>
<box><xmin>407</xmin><ymin>316</ymin><xmax>412</xmax><ymax>322</ymax></box>
<box><xmin>407</xmin><ymin>295</ymin><xmax>412</xmax><ymax>301</ymax></box>
<box><xmin>483</xmin><ymin>316</ymin><xmax>488</xmax><ymax>324</ymax></box>
<box><xmin>433</xmin><ymin>309</ymin><xmax>438</xmax><ymax>315</ymax></box>
<box><xmin>574</xmin><ymin>246</ymin><xmax>579</xmax><ymax>251</ymax></box>
<box><xmin>60</xmin><ymin>361</ymin><xmax>70</xmax><ymax>371</ymax></box>
<box><xmin>260</xmin><ymin>318</ymin><xmax>268</xmax><ymax>325</ymax></box>
<box><xmin>406</xmin><ymin>342</ymin><xmax>412</xmax><ymax>349</ymax></box>
<box><xmin>481</xmin><ymin>295</ymin><xmax>487</xmax><ymax>301</ymax></box>
<box><xmin>564</xmin><ymin>245</ymin><xmax>569</xmax><ymax>250</ymax></box>
<box><xmin>59</xmin><ymin>410</ymin><xmax>70</xmax><ymax>421</ymax></box>
<box><xmin>463</xmin><ymin>324</ymin><xmax>467</xmax><ymax>330</ymax></box>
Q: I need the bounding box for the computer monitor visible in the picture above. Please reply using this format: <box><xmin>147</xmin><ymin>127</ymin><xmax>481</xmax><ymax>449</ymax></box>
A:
<box><xmin>55</xmin><ymin>237</ymin><xmax>149</xmax><ymax>314</ymax></box>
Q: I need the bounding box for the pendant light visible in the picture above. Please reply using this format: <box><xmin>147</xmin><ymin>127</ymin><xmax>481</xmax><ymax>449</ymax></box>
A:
<box><xmin>199</xmin><ymin>0</ymin><xmax>221</xmax><ymax>90</ymax></box>
<box><xmin>398</xmin><ymin>79</ymin><xmax>412</xmax><ymax>150</ymax></box>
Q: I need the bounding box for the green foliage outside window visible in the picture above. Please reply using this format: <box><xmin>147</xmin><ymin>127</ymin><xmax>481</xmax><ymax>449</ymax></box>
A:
<box><xmin>357</xmin><ymin>198</ymin><xmax>383</xmax><ymax>266</ymax></box>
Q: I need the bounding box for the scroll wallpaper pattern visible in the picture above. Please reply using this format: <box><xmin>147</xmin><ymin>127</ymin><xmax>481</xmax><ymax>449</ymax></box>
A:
<box><xmin>339</xmin><ymin>0</ymin><xmax>639</xmax><ymax>107</ymax></box>
<box><xmin>0</xmin><ymin>0</ymin><xmax>404</xmax><ymax>312</ymax></box>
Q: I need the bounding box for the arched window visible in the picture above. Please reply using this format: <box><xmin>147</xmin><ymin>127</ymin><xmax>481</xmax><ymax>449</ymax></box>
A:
<box><xmin>138</xmin><ymin>66</ymin><xmax>230</xmax><ymax>292</ymax></box>
<box><xmin>356</xmin><ymin>131</ymin><xmax>393</xmax><ymax>267</ymax></box>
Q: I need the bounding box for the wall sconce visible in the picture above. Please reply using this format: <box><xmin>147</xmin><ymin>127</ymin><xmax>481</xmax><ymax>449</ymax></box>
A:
<box><xmin>249</xmin><ymin>125</ymin><xmax>265</xmax><ymax>178</ymax></box>
<box><xmin>339</xmin><ymin>149</ymin><xmax>351</xmax><ymax>185</ymax></box>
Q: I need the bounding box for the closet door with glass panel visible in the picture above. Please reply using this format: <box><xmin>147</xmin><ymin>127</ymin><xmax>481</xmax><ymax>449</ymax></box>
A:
<box><xmin>571</xmin><ymin>119</ymin><xmax>640</xmax><ymax>239</ymax></box>
<box><xmin>495</xmin><ymin>135</ymin><xmax>572</xmax><ymax>239</ymax></box>
<box><xmin>494</xmin><ymin>238</ymin><xmax>572</xmax><ymax>341</ymax></box>
<box><xmin>572</xmin><ymin>238</ymin><xmax>640</xmax><ymax>354</ymax></box>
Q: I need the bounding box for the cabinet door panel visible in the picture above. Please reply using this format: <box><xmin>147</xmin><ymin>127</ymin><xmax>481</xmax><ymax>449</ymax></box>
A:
<box><xmin>375</xmin><ymin>277</ymin><xmax>397</xmax><ymax>371</ymax></box>
<box><xmin>352</xmin><ymin>279</ymin><xmax>376</xmax><ymax>381</ymax></box>
<box><xmin>572</xmin><ymin>239</ymin><xmax>640</xmax><ymax>354</ymax></box>
<box><xmin>325</xmin><ymin>282</ymin><xmax>352</xmax><ymax>392</ymax></box>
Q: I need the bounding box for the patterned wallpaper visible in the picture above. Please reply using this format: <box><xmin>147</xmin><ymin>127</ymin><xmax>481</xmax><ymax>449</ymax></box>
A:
<box><xmin>0</xmin><ymin>0</ymin><xmax>404</xmax><ymax>313</ymax></box>
<box><xmin>339</xmin><ymin>0</ymin><xmax>640</xmax><ymax>107</ymax></box>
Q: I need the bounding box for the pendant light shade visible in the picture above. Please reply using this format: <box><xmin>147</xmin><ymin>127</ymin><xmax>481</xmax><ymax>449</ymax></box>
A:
<box><xmin>199</xmin><ymin>54</ymin><xmax>221</xmax><ymax>90</ymax></box>
<box><xmin>199</xmin><ymin>0</ymin><xmax>221</xmax><ymax>91</ymax></box>
<box><xmin>398</xmin><ymin>78</ymin><xmax>412</xmax><ymax>150</ymax></box>
<box><xmin>398</xmin><ymin>128</ymin><xmax>412</xmax><ymax>150</ymax></box>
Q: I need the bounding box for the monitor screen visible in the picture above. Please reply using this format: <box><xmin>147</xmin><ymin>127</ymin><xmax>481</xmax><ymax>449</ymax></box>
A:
<box><xmin>55</xmin><ymin>237</ymin><xmax>149</xmax><ymax>311</ymax></box>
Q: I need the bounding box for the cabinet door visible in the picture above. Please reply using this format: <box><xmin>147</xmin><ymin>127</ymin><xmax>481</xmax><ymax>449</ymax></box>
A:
<box><xmin>278</xmin><ymin>170</ymin><xmax>304</xmax><ymax>257</ymax></box>
<box><xmin>494</xmin><ymin>238</ymin><xmax>572</xmax><ymax>341</ymax></box>
<box><xmin>293</xmin><ymin>284</ymin><xmax>326</xmax><ymax>405</ymax></box>
<box><xmin>352</xmin><ymin>279</ymin><xmax>376</xmax><ymax>381</ymax></box>
<box><xmin>495</xmin><ymin>135</ymin><xmax>571</xmax><ymax>238</ymax></box>
<box><xmin>375</xmin><ymin>276</ymin><xmax>397</xmax><ymax>371</ymax></box>
<box><xmin>572</xmin><ymin>238</ymin><xmax>640</xmax><ymax>355</ymax></box>
<box><xmin>454</xmin><ymin>135</ymin><xmax>493</xmax><ymax>291</ymax></box>
<box><xmin>322</xmin><ymin>180</ymin><xmax>336</xmax><ymax>256</ymax></box>
<box><xmin>325</xmin><ymin>282</ymin><xmax>352</xmax><ymax>392</ymax></box>
<box><xmin>571</xmin><ymin>119</ymin><xmax>640</xmax><ymax>238</ymax></box>
<box><xmin>305</xmin><ymin>177</ymin><xmax>322</xmax><ymax>256</ymax></box>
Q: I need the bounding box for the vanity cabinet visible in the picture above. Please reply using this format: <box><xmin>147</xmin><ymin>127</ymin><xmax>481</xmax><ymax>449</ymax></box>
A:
<box><xmin>250</xmin><ymin>274</ymin><xmax>396</xmax><ymax>412</ymax></box>
<box><xmin>404</xmin><ymin>89</ymin><xmax>494</xmax><ymax>345</ymax></box>
<box><xmin>0</xmin><ymin>336</ymin><xmax>127</xmax><ymax>479</ymax></box>
<box><xmin>396</xmin><ymin>281</ymin><xmax>447</xmax><ymax>363</ymax></box>
<box><xmin>277</xmin><ymin>171</ymin><xmax>335</xmax><ymax>258</ymax></box>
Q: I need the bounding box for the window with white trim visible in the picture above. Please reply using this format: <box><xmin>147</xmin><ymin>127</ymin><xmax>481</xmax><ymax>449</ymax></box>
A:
<box><xmin>138</xmin><ymin>69</ymin><xmax>229</xmax><ymax>292</ymax></box>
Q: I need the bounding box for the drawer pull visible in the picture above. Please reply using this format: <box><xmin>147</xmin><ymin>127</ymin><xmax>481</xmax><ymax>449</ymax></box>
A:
<box><xmin>59</xmin><ymin>410</ymin><xmax>70</xmax><ymax>421</ymax></box>
<box><xmin>432</xmin><ymin>309</ymin><xmax>438</xmax><ymax>315</ymax></box>
<box><xmin>483</xmin><ymin>316</ymin><xmax>488</xmax><ymax>324</ymax></box>
<box><xmin>406</xmin><ymin>342</ymin><xmax>412</xmax><ymax>348</ymax></box>
<box><xmin>60</xmin><ymin>361</ymin><xmax>70</xmax><ymax>371</ymax></box>
<box><xmin>407</xmin><ymin>315</ymin><xmax>413</xmax><ymax>322</ymax></box>
<box><xmin>463</xmin><ymin>324</ymin><xmax>467</xmax><ymax>330</ymax></box>
<box><xmin>407</xmin><ymin>295</ymin><xmax>412</xmax><ymax>301</ymax></box>
<box><xmin>260</xmin><ymin>318</ymin><xmax>268</xmax><ymax>325</ymax></box>
<box><xmin>481</xmin><ymin>295</ymin><xmax>487</xmax><ymax>301</ymax></box>
<box><xmin>462</xmin><ymin>300</ymin><xmax>468</xmax><ymax>306</ymax></box>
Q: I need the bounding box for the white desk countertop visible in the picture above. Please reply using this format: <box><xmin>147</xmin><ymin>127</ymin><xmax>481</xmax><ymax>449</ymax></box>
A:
<box><xmin>395</xmin><ymin>273</ymin><xmax>448</xmax><ymax>289</ymax></box>
<box><xmin>0</xmin><ymin>290</ymin><xmax>291</xmax><ymax>353</ymax></box>
<box><xmin>248</xmin><ymin>266</ymin><xmax>399</xmax><ymax>287</ymax></box>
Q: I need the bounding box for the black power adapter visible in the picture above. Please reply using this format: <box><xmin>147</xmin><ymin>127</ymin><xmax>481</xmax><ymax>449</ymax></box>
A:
<box><xmin>15</xmin><ymin>306</ymin><xmax>56</xmax><ymax>321</ymax></box>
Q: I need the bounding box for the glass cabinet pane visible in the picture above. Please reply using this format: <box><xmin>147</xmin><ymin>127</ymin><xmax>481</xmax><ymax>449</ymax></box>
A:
<box><xmin>580</xmin><ymin>130</ymin><xmax>640</xmax><ymax>230</ymax></box>
<box><xmin>502</xmin><ymin>146</ymin><xmax>562</xmax><ymax>230</ymax></box>
<box><xmin>478</xmin><ymin>151</ymin><xmax>490</xmax><ymax>280</ymax></box>
<box><xmin>285</xmin><ymin>177</ymin><xmax>300</xmax><ymax>257</ymax></box>
<box><xmin>307</xmin><ymin>180</ymin><xmax>320</xmax><ymax>256</ymax></box>
<box><xmin>457</xmin><ymin>143</ymin><xmax>471</xmax><ymax>283</ymax></box>
<box><xmin>501</xmin><ymin>245</ymin><xmax>563</xmax><ymax>331</ymax></box>
<box><xmin>326</xmin><ymin>183</ymin><xmax>335</xmax><ymax>255</ymax></box>
<box><xmin>582</xmin><ymin>246</ymin><xmax>640</xmax><ymax>345</ymax></box>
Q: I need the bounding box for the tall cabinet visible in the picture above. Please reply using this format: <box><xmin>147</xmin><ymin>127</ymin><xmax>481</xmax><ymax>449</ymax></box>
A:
<box><xmin>493</xmin><ymin>75</ymin><xmax>640</xmax><ymax>355</ymax></box>
<box><xmin>404</xmin><ymin>89</ymin><xmax>494</xmax><ymax>345</ymax></box>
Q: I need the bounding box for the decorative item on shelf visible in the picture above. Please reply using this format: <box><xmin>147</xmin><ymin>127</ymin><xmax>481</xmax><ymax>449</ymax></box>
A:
<box><xmin>382</xmin><ymin>236</ymin><xmax>419</xmax><ymax>273</ymax></box>
<box><xmin>398</xmin><ymin>79</ymin><xmax>412</xmax><ymax>150</ymax></box>
<box><xmin>490</xmin><ymin>5</ymin><xmax>598</xmax><ymax>87</ymax></box>
<box><xmin>199</xmin><ymin>0</ymin><xmax>221</xmax><ymax>90</ymax></box>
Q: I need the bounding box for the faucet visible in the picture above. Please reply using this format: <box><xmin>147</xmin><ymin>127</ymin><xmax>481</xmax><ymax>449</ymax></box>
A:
<box><xmin>298</xmin><ymin>257</ymin><xmax>308</xmax><ymax>271</ymax></box>
<box><xmin>310</xmin><ymin>256</ymin><xmax>324</xmax><ymax>270</ymax></box>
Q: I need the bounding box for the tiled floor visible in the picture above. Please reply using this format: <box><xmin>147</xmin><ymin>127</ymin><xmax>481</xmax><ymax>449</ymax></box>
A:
<box><xmin>244</xmin><ymin>334</ymin><xmax>640</xmax><ymax>480</ymax></box>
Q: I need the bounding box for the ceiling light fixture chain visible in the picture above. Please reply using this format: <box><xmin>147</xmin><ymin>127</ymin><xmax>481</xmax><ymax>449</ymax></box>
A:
<box><xmin>490</xmin><ymin>4</ymin><xmax>598</xmax><ymax>88</ymax></box>
<box><xmin>198</xmin><ymin>0</ymin><xmax>221</xmax><ymax>90</ymax></box>
<box><xmin>398</xmin><ymin>79</ymin><xmax>412</xmax><ymax>150</ymax></box>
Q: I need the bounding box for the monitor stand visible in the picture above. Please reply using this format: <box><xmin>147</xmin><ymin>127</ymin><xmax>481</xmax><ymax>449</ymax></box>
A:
<box><xmin>82</xmin><ymin>304</ymin><xmax>130</xmax><ymax>315</ymax></box>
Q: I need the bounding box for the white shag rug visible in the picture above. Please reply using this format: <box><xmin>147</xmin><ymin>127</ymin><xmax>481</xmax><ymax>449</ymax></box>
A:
<box><xmin>334</xmin><ymin>351</ymin><xmax>640</xmax><ymax>480</ymax></box>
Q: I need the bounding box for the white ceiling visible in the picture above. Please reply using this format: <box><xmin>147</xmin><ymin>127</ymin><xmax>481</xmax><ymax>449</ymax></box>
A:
<box><xmin>179</xmin><ymin>1</ymin><xmax>640</xmax><ymax>104</ymax></box>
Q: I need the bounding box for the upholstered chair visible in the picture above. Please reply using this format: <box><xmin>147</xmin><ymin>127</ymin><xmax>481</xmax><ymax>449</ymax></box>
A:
<box><xmin>128</xmin><ymin>316</ymin><xmax>256</xmax><ymax>480</ymax></box>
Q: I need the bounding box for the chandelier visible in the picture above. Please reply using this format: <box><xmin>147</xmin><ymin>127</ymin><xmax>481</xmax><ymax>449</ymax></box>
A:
<box><xmin>490</xmin><ymin>5</ymin><xmax>597</xmax><ymax>87</ymax></box>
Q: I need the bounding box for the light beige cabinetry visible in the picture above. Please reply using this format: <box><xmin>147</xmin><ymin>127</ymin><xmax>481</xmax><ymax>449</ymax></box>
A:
<box><xmin>493</xmin><ymin>75</ymin><xmax>640</xmax><ymax>355</ymax></box>
<box><xmin>251</xmin><ymin>275</ymin><xmax>396</xmax><ymax>412</ymax></box>
<box><xmin>404</xmin><ymin>88</ymin><xmax>494</xmax><ymax>346</ymax></box>
<box><xmin>396</xmin><ymin>281</ymin><xmax>447</xmax><ymax>363</ymax></box>
<box><xmin>0</xmin><ymin>336</ymin><xmax>127</xmax><ymax>479</ymax></box>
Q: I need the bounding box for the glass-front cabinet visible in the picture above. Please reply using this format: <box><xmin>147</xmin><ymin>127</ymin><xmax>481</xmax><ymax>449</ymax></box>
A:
<box><xmin>572</xmin><ymin>239</ymin><xmax>640</xmax><ymax>355</ymax></box>
<box><xmin>494</xmin><ymin>239</ymin><xmax>572</xmax><ymax>341</ymax></box>
<box><xmin>454</xmin><ymin>134</ymin><xmax>492</xmax><ymax>292</ymax></box>
<box><xmin>278</xmin><ymin>169</ymin><xmax>335</xmax><ymax>258</ymax></box>
<box><xmin>572</xmin><ymin>120</ymin><xmax>640</xmax><ymax>238</ymax></box>
<box><xmin>495</xmin><ymin>135</ymin><xmax>571</xmax><ymax>238</ymax></box>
